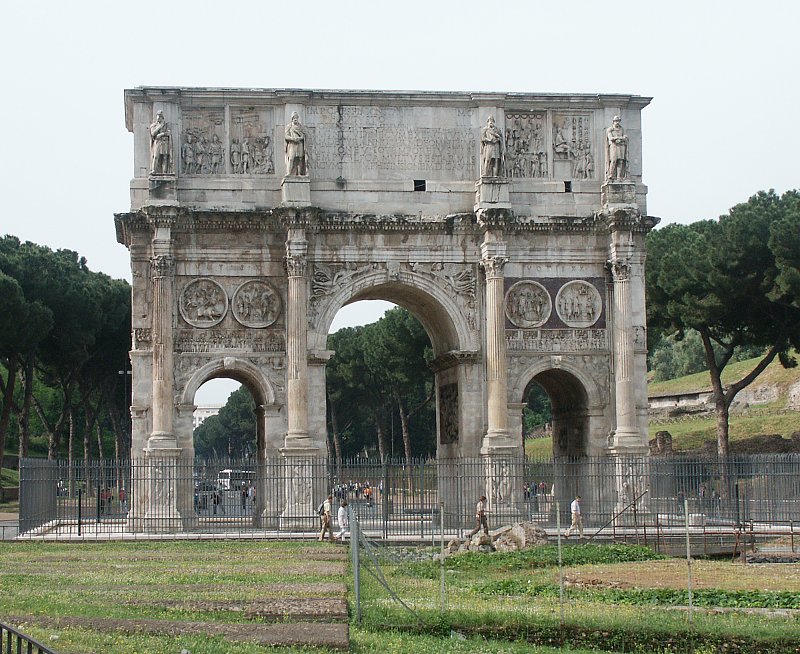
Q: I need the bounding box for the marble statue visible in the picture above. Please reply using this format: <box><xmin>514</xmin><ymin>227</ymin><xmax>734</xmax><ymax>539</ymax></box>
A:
<box><xmin>605</xmin><ymin>115</ymin><xmax>629</xmax><ymax>182</ymax></box>
<box><xmin>480</xmin><ymin>115</ymin><xmax>505</xmax><ymax>177</ymax></box>
<box><xmin>149</xmin><ymin>110</ymin><xmax>172</xmax><ymax>175</ymax></box>
<box><xmin>284</xmin><ymin>111</ymin><xmax>309</xmax><ymax>176</ymax></box>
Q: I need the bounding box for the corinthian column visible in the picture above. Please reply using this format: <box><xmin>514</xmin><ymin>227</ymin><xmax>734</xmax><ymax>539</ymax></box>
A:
<box><xmin>149</xmin><ymin>252</ymin><xmax>175</xmax><ymax>445</ymax></box>
<box><xmin>480</xmin><ymin>246</ymin><xmax>510</xmax><ymax>445</ymax></box>
<box><xmin>609</xmin><ymin>258</ymin><xmax>640</xmax><ymax>447</ymax></box>
<box><xmin>285</xmin><ymin>229</ymin><xmax>310</xmax><ymax>447</ymax></box>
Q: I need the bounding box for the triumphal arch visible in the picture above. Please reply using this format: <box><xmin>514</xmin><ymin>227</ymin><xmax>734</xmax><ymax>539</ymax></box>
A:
<box><xmin>115</xmin><ymin>87</ymin><xmax>657</xmax><ymax>532</ymax></box>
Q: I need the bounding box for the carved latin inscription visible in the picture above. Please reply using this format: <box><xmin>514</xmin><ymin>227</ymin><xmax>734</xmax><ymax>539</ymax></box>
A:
<box><xmin>232</xmin><ymin>280</ymin><xmax>282</xmax><ymax>328</ymax></box>
<box><xmin>179</xmin><ymin>278</ymin><xmax>228</xmax><ymax>328</ymax></box>
<box><xmin>555</xmin><ymin>281</ymin><xmax>602</xmax><ymax>328</ymax></box>
<box><xmin>505</xmin><ymin>281</ymin><xmax>552</xmax><ymax>328</ymax></box>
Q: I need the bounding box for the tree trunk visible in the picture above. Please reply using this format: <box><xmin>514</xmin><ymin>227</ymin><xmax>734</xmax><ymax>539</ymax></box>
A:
<box><xmin>376</xmin><ymin>420</ymin><xmax>387</xmax><ymax>461</ymax></box>
<box><xmin>715</xmin><ymin>399</ymin><xmax>730</xmax><ymax>460</ymax></box>
<box><xmin>0</xmin><ymin>353</ymin><xmax>18</xmax><ymax>471</ymax></box>
<box><xmin>396</xmin><ymin>394</ymin><xmax>413</xmax><ymax>462</ymax></box>
<box><xmin>67</xmin><ymin>407</ymin><xmax>74</xmax><ymax>495</ymax></box>
<box><xmin>329</xmin><ymin>400</ymin><xmax>343</xmax><ymax>482</ymax></box>
<box><xmin>19</xmin><ymin>356</ymin><xmax>34</xmax><ymax>460</ymax></box>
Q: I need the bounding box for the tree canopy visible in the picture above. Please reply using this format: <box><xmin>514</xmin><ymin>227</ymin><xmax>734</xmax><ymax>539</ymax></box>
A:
<box><xmin>646</xmin><ymin>189</ymin><xmax>800</xmax><ymax>456</ymax></box>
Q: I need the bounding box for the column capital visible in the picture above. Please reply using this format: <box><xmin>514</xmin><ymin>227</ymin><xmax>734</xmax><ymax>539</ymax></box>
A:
<box><xmin>150</xmin><ymin>254</ymin><xmax>175</xmax><ymax>278</ymax></box>
<box><xmin>480</xmin><ymin>254</ymin><xmax>508</xmax><ymax>279</ymax></box>
<box><xmin>285</xmin><ymin>253</ymin><xmax>308</xmax><ymax>278</ymax></box>
<box><xmin>606</xmin><ymin>258</ymin><xmax>631</xmax><ymax>282</ymax></box>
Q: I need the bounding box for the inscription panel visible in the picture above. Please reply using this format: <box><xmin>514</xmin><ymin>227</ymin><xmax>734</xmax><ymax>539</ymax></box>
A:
<box><xmin>305</xmin><ymin>106</ymin><xmax>476</xmax><ymax>180</ymax></box>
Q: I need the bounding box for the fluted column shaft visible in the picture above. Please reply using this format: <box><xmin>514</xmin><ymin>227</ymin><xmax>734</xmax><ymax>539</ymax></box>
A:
<box><xmin>611</xmin><ymin>258</ymin><xmax>637</xmax><ymax>441</ymax></box>
<box><xmin>481</xmin><ymin>252</ymin><xmax>509</xmax><ymax>440</ymax></box>
<box><xmin>150</xmin><ymin>253</ymin><xmax>175</xmax><ymax>442</ymax></box>
<box><xmin>285</xmin><ymin>229</ymin><xmax>309</xmax><ymax>445</ymax></box>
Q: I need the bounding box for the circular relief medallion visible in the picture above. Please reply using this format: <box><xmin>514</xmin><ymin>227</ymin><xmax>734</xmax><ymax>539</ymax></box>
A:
<box><xmin>232</xmin><ymin>280</ymin><xmax>282</xmax><ymax>328</ymax></box>
<box><xmin>555</xmin><ymin>280</ymin><xmax>602</xmax><ymax>328</ymax></box>
<box><xmin>504</xmin><ymin>281</ymin><xmax>552</xmax><ymax>328</ymax></box>
<box><xmin>179</xmin><ymin>278</ymin><xmax>228</xmax><ymax>328</ymax></box>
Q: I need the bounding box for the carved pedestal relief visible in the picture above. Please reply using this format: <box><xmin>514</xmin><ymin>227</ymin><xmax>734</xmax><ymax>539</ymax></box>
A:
<box><xmin>505</xmin><ymin>281</ymin><xmax>552</xmax><ymax>328</ymax></box>
<box><xmin>505</xmin><ymin>112</ymin><xmax>548</xmax><ymax>178</ymax></box>
<box><xmin>179</xmin><ymin>278</ymin><xmax>228</xmax><ymax>328</ymax></box>
<box><xmin>552</xmin><ymin>113</ymin><xmax>594</xmax><ymax>180</ymax></box>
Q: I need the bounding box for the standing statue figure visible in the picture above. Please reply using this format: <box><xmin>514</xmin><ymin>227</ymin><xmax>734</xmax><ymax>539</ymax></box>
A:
<box><xmin>605</xmin><ymin>115</ymin><xmax>629</xmax><ymax>182</ymax></box>
<box><xmin>284</xmin><ymin>111</ymin><xmax>309</xmax><ymax>176</ymax></box>
<box><xmin>209</xmin><ymin>134</ymin><xmax>224</xmax><ymax>174</ymax></box>
<box><xmin>149</xmin><ymin>110</ymin><xmax>172</xmax><ymax>175</ymax></box>
<box><xmin>480</xmin><ymin>115</ymin><xmax>505</xmax><ymax>177</ymax></box>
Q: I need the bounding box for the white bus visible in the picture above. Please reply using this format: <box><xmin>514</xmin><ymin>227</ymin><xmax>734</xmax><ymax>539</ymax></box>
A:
<box><xmin>216</xmin><ymin>469</ymin><xmax>255</xmax><ymax>490</ymax></box>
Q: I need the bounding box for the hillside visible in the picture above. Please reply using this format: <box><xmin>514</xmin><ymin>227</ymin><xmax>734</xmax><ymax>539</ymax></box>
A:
<box><xmin>647</xmin><ymin>353</ymin><xmax>800</xmax><ymax>454</ymax></box>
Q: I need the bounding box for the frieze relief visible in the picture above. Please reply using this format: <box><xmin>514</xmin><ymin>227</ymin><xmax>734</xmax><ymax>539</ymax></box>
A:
<box><xmin>505</xmin><ymin>281</ymin><xmax>552</xmax><ymax>328</ymax></box>
<box><xmin>231</xmin><ymin>108</ymin><xmax>274</xmax><ymax>175</ymax></box>
<box><xmin>506</xmin><ymin>328</ymin><xmax>608</xmax><ymax>352</ymax></box>
<box><xmin>181</xmin><ymin>110</ymin><xmax>225</xmax><ymax>175</ymax></box>
<box><xmin>232</xmin><ymin>280</ymin><xmax>282</xmax><ymax>328</ymax></box>
<box><xmin>552</xmin><ymin>113</ymin><xmax>594</xmax><ymax>180</ymax></box>
<box><xmin>174</xmin><ymin>329</ymin><xmax>285</xmax><ymax>353</ymax></box>
<box><xmin>555</xmin><ymin>281</ymin><xmax>601</xmax><ymax>328</ymax></box>
<box><xmin>505</xmin><ymin>112</ymin><xmax>548</xmax><ymax>178</ymax></box>
<box><xmin>179</xmin><ymin>278</ymin><xmax>228</xmax><ymax>328</ymax></box>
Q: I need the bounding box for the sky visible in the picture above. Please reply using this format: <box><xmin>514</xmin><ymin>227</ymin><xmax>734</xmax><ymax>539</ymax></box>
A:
<box><xmin>2</xmin><ymin>0</ymin><xmax>798</xmax><ymax>404</ymax></box>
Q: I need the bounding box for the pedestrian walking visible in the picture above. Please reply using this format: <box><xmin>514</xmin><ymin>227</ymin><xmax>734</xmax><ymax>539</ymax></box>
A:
<box><xmin>318</xmin><ymin>494</ymin><xmax>334</xmax><ymax>542</ymax></box>
<box><xmin>565</xmin><ymin>495</ymin><xmax>584</xmax><ymax>539</ymax></box>
<box><xmin>336</xmin><ymin>500</ymin><xmax>349</xmax><ymax>542</ymax></box>
<box><xmin>467</xmin><ymin>495</ymin><xmax>489</xmax><ymax>538</ymax></box>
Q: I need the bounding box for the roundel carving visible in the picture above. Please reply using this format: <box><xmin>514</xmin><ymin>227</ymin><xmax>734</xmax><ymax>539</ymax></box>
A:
<box><xmin>504</xmin><ymin>281</ymin><xmax>552</xmax><ymax>328</ymax></box>
<box><xmin>555</xmin><ymin>280</ymin><xmax>602</xmax><ymax>328</ymax></box>
<box><xmin>179</xmin><ymin>278</ymin><xmax>228</xmax><ymax>328</ymax></box>
<box><xmin>232</xmin><ymin>280</ymin><xmax>282</xmax><ymax>328</ymax></box>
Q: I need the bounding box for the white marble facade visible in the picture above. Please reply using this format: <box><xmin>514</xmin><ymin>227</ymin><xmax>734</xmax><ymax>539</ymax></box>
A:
<box><xmin>117</xmin><ymin>88</ymin><xmax>657</xmax><ymax>530</ymax></box>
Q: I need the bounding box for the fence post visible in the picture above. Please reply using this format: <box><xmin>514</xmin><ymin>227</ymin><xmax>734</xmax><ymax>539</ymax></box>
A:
<box><xmin>440</xmin><ymin>501</ymin><xmax>445</xmax><ymax>615</ymax></box>
<box><xmin>556</xmin><ymin>500</ymin><xmax>564</xmax><ymax>628</ymax></box>
<box><xmin>96</xmin><ymin>483</ymin><xmax>101</xmax><ymax>523</ymax></box>
<box><xmin>77</xmin><ymin>488</ymin><xmax>82</xmax><ymax>536</ymax></box>
<box><xmin>684</xmin><ymin>498</ymin><xmax>693</xmax><ymax>626</ymax></box>
<box><xmin>350</xmin><ymin>505</ymin><xmax>361</xmax><ymax>624</ymax></box>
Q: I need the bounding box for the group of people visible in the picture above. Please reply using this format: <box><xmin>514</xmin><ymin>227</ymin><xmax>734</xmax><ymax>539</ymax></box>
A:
<box><xmin>332</xmin><ymin>480</ymin><xmax>378</xmax><ymax>506</ymax></box>
<box><xmin>318</xmin><ymin>494</ymin><xmax>350</xmax><ymax>542</ymax></box>
<box><xmin>465</xmin><ymin>493</ymin><xmax>585</xmax><ymax>540</ymax></box>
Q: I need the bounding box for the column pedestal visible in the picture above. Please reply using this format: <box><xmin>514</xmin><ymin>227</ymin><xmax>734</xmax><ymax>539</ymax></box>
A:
<box><xmin>139</xmin><ymin>447</ymin><xmax>183</xmax><ymax>533</ymax></box>
<box><xmin>475</xmin><ymin>177</ymin><xmax>510</xmax><ymax>210</ymax></box>
<box><xmin>601</xmin><ymin>180</ymin><xmax>636</xmax><ymax>208</ymax></box>
<box><xmin>279</xmin><ymin>447</ymin><xmax>319</xmax><ymax>531</ymax></box>
<box><xmin>282</xmin><ymin>176</ymin><xmax>311</xmax><ymax>207</ymax></box>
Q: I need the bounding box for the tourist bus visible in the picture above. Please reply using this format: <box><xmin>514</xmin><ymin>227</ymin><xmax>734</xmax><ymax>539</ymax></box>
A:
<box><xmin>216</xmin><ymin>469</ymin><xmax>255</xmax><ymax>490</ymax></box>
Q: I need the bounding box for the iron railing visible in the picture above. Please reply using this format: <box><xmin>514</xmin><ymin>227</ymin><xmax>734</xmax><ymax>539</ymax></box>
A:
<box><xmin>17</xmin><ymin>455</ymin><xmax>800</xmax><ymax>539</ymax></box>
<box><xmin>1</xmin><ymin>622</ymin><xmax>59</xmax><ymax>654</ymax></box>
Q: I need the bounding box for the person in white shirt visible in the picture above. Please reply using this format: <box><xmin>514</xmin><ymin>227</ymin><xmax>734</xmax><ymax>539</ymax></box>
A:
<box><xmin>565</xmin><ymin>495</ymin><xmax>583</xmax><ymax>539</ymax></box>
<box><xmin>318</xmin><ymin>494</ymin><xmax>334</xmax><ymax>542</ymax></box>
<box><xmin>336</xmin><ymin>500</ymin><xmax>349</xmax><ymax>542</ymax></box>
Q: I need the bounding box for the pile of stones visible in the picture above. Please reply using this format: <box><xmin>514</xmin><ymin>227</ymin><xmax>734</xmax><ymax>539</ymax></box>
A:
<box><xmin>446</xmin><ymin>521</ymin><xmax>550</xmax><ymax>556</ymax></box>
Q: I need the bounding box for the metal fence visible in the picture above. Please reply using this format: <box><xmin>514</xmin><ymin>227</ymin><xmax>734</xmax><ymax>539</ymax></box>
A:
<box><xmin>1</xmin><ymin>621</ymin><xmax>59</xmax><ymax>654</ymax></box>
<box><xmin>17</xmin><ymin>454</ymin><xmax>800</xmax><ymax>539</ymax></box>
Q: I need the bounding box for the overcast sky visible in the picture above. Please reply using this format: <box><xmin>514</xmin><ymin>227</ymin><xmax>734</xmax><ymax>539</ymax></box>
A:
<box><xmin>2</xmin><ymin>0</ymin><xmax>797</xmax><ymax>404</ymax></box>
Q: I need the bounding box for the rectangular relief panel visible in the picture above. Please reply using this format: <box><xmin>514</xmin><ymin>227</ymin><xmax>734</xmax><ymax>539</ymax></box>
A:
<box><xmin>552</xmin><ymin>112</ymin><xmax>595</xmax><ymax>180</ymax></box>
<box><xmin>504</xmin><ymin>111</ymin><xmax>548</xmax><ymax>179</ymax></box>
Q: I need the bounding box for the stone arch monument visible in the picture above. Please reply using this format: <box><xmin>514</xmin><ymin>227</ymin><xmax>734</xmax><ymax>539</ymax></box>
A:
<box><xmin>116</xmin><ymin>88</ymin><xmax>658</xmax><ymax>532</ymax></box>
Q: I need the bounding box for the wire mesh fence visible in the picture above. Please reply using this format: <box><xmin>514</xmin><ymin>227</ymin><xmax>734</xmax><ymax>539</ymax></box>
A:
<box><xmin>16</xmin><ymin>454</ymin><xmax>800</xmax><ymax>540</ymax></box>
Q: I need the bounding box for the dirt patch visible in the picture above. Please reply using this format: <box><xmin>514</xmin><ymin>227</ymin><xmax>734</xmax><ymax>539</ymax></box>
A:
<box><xmin>561</xmin><ymin>560</ymin><xmax>800</xmax><ymax>591</ymax></box>
<box><xmin>57</xmin><ymin>581</ymin><xmax>347</xmax><ymax>595</ymax></box>
<box><xmin>7</xmin><ymin>615</ymin><xmax>349</xmax><ymax>649</ymax></box>
<box><xmin>129</xmin><ymin>597</ymin><xmax>348</xmax><ymax>621</ymax></box>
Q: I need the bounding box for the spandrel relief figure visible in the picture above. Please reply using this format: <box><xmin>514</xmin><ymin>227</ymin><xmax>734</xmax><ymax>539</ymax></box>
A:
<box><xmin>149</xmin><ymin>110</ymin><xmax>173</xmax><ymax>175</ymax></box>
<box><xmin>605</xmin><ymin>115</ymin><xmax>629</xmax><ymax>182</ymax></box>
<box><xmin>480</xmin><ymin>115</ymin><xmax>505</xmax><ymax>177</ymax></box>
<box><xmin>284</xmin><ymin>112</ymin><xmax>309</xmax><ymax>176</ymax></box>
